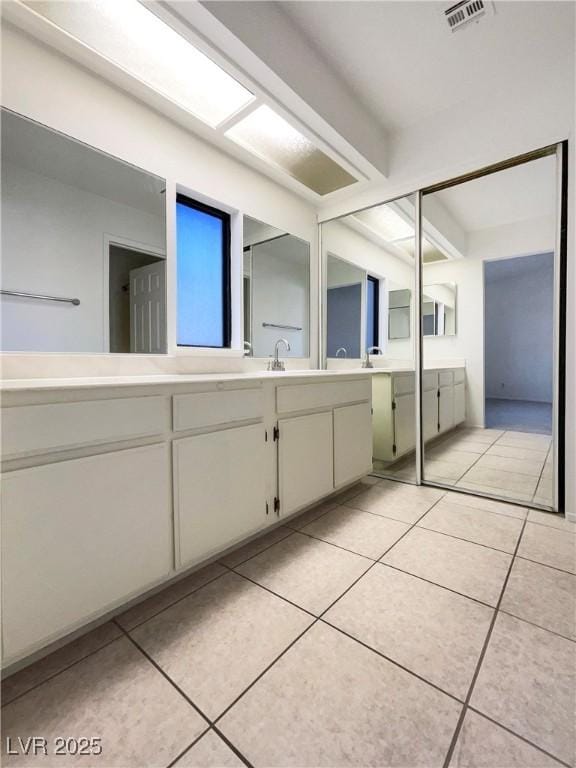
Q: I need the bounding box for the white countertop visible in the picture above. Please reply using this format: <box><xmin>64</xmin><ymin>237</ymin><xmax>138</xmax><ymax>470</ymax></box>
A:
<box><xmin>0</xmin><ymin>362</ymin><xmax>465</xmax><ymax>392</ymax></box>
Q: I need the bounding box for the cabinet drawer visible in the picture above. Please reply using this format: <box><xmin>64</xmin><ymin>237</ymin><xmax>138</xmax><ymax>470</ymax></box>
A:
<box><xmin>439</xmin><ymin>371</ymin><xmax>454</xmax><ymax>388</ymax></box>
<box><xmin>392</xmin><ymin>374</ymin><xmax>415</xmax><ymax>396</ymax></box>
<box><xmin>423</xmin><ymin>372</ymin><xmax>438</xmax><ymax>392</ymax></box>
<box><xmin>1</xmin><ymin>396</ymin><xmax>168</xmax><ymax>459</ymax></box>
<box><xmin>276</xmin><ymin>379</ymin><xmax>370</xmax><ymax>414</ymax></box>
<box><xmin>173</xmin><ymin>388</ymin><xmax>263</xmax><ymax>432</ymax></box>
<box><xmin>454</xmin><ymin>368</ymin><xmax>466</xmax><ymax>384</ymax></box>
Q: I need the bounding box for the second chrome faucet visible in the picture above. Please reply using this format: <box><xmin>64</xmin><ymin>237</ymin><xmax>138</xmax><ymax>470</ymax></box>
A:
<box><xmin>268</xmin><ymin>338</ymin><xmax>291</xmax><ymax>371</ymax></box>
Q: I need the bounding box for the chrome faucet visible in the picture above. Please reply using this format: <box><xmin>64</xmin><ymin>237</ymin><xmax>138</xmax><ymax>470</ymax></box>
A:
<box><xmin>363</xmin><ymin>346</ymin><xmax>383</xmax><ymax>368</ymax></box>
<box><xmin>268</xmin><ymin>338</ymin><xmax>291</xmax><ymax>371</ymax></box>
<box><xmin>335</xmin><ymin>347</ymin><xmax>347</xmax><ymax>358</ymax></box>
<box><xmin>243</xmin><ymin>340</ymin><xmax>252</xmax><ymax>357</ymax></box>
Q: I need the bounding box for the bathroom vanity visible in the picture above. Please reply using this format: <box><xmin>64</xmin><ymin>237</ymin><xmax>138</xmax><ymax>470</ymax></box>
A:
<box><xmin>0</xmin><ymin>371</ymin><xmax>373</xmax><ymax>667</ymax></box>
<box><xmin>372</xmin><ymin>366</ymin><xmax>466</xmax><ymax>461</ymax></box>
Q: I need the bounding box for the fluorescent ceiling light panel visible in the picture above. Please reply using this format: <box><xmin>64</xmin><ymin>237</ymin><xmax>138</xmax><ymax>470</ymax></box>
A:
<box><xmin>355</xmin><ymin>206</ymin><xmax>414</xmax><ymax>241</ymax></box>
<box><xmin>226</xmin><ymin>105</ymin><xmax>357</xmax><ymax>196</ymax></box>
<box><xmin>23</xmin><ymin>0</ymin><xmax>255</xmax><ymax>127</ymax></box>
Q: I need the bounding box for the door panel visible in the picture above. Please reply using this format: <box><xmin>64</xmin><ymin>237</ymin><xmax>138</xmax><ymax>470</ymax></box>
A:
<box><xmin>279</xmin><ymin>411</ymin><xmax>333</xmax><ymax>515</ymax></box>
<box><xmin>175</xmin><ymin>424</ymin><xmax>267</xmax><ymax>567</ymax></box>
<box><xmin>334</xmin><ymin>402</ymin><xmax>372</xmax><ymax>487</ymax></box>
<box><xmin>393</xmin><ymin>393</ymin><xmax>416</xmax><ymax>457</ymax></box>
<box><xmin>1</xmin><ymin>445</ymin><xmax>171</xmax><ymax>661</ymax></box>
<box><xmin>130</xmin><ymin>261</ymin><xmax>167</xmax><ymax>353</ymax></box>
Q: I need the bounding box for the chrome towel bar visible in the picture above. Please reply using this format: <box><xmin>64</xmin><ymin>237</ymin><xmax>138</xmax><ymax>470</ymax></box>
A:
<box><xmin>262</xmin><ymin>322</ymin><xmax>302</xmax><ymax>331</ymax></box>
<box><xmin>0</xmin><ymin>290</ymin><xmax>80</xmax><ymax>306</ymax></box>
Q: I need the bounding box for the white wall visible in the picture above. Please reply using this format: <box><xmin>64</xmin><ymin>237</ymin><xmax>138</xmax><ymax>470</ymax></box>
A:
<box><xmin>0</xmin><ymin>24</ymin><xmax>317</xmax><ymax>369</ymax></box>
<box><xmin>1</xmin><ymin>162</ymin><xmax>164</xmax><ymax>353</ymax></box>
<box><xmin>485</xmin><ymin>255</ymin><xmax>554</xmax><ymax>403</ymax></box>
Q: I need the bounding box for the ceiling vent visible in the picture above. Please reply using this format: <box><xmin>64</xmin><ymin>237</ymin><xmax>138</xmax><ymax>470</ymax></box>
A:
<box><xmin>445</xmin><ymin>0</ymin><xmax>494</xmax><ymax>32</ymax></box>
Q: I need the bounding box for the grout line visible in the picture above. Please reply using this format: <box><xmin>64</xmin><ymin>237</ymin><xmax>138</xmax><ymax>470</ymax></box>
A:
<box><xmin>435</xmin><ymin>497</ymin><xmax>528</xmax><ymax>522</ymax></box>
<box><xmin>465</xmin><ymin>708</ymin><xmax>572</xmax><ymax>768</ymax></box>
<box><xmin>441</xmin><ymin>516</ymin><xmax>529</xmax><ymax>768</ymax></box>
<box><xmin>531</xmin><ymin>443</ymin><xmax>552</xmax><ymax>505</ymax></box>
<box><xmin>497</xmin><ymin>609</ymin><xmax>576</xmax><ymax>645</ymax></box>
<box><xmin>222</xmin><ymin>563</ymin><xmax>318</xmax><ymax>619</ymax></box>
<box><xmin>414</xmin><ymin>521</ymin><xmax>521</xmax><ymax>556</ymax></box>
<box><xmin>212</xmin><ymin>494</ymin><xmax>448</xmax><ymax>725</ymax></box>
<box><xmin>221</xmin><ymin>527</ymin><xmax>296</xmax><ymax>568</ymax></box>
<box><xmin>0</xmin><ymin>633</ymin><xmax>125</xmax><ymax>709</ymax></box>
<box><xmin>122</xmin><ymin>569</ymin><xmax>231</xmax><ymax>633</ymax></box>
<box><xmin>515</xmin><ymin>554</ymin><xmax>575</xmax><ymax>577</ymax></box>
<box><xmin>319</xmin><ymin>616</ymin><xmax>465</xmax><ymax>704</ymax></box>
<box><xmin>375</xmin><ymin>561</ymin><xmax>495</xmax><ymax>610</ymax></box>
<box><xmin>165</xmin><ymin>727</ymin><xmax>210</xmax><ymax>768</ymax></box>
<box><xmin>115</xmin><ymin>621</ymin><xmax>254</xmax><ymax>768</ymax></box>
<box><xmin>212</xmin><ymin>725</ymin><xmax>254</xmax><ymax>768</ymax></box>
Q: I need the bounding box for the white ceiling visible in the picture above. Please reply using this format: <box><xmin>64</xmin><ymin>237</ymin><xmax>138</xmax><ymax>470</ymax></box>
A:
<box><xmin>1</xmin><ymin>110</ymin><xmax>165</xmax><ymax>216</ymax></box>
<box><xmin>431</xmin><ymin>154</ymin><xmax>557</xmax><ymax>233</ymax></box>
<box><xmin>279</xmin><ymin>1</ymin><xmax>575</xmax><ymax>134</ymax></box>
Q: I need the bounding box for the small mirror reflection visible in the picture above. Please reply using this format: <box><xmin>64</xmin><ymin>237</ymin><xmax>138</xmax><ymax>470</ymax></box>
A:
<box><xmin>243</xmin><ymin>216</ymin><xmax>310</xmax><ymax>358</ymax></box>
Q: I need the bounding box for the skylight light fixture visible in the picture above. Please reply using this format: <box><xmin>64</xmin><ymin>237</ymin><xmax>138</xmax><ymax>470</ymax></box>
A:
<box><xmin>225</xmin><ymin>105</ymin><xmax>357</xmax><ymax>196</ymax></box>
<box><xmin>355</xmin><ymin>206</ymin><xmax>414</xmax><ymax>242</ymax></box>
<box><xmin>22</xmin><ymin>0</ymin><xmax>255</xmax><ymax>128</ymax></box>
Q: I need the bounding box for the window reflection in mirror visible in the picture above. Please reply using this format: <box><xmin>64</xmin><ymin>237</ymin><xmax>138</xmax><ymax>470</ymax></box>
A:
<box><xmin>1</xmin><ymin>109</ymin><xmax>167</xmax><ymax>353</ymax></box>
<box><xmin>321</xmin><ymin>194</ymin><xmax>417</xmax><ymax>482</ymax></box>
<box><xmin>422</xmin><ymin>283</ymin><xmax>457</xmax><ymax>336</ymax></box>
<box><xmin>243</xmin><ymin>215</ymin><xmax>310</xmax><ymax>358</ymax></box>
<box><xmin>421</xmin><ymin>152</ymin><xmax>558</xmax><ymax>510</ymax></box>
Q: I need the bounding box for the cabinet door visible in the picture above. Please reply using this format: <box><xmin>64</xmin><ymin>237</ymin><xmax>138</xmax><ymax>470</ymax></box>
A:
<box><xmin>334</xmin><ymin>402</ymin><xmax>373</xmax><ymax>488</ymax></box>
<box><xmin>439</xmin><ymin>386</ymin><xmax>455</xmax><ymax>433</ymax></box>
<box><xmin>454</xmin><ymin>382</ymin><xmax>466</xmax><ymax>425</ymax></box>
<box><xmin>175</xmin><ymin>424</ymin><xmax>267</xmax><ymax>568</ymax></box>
<box><xmin>393</xmin><ymin>393</ymin><xmax>416</xmax><ymax>457</ymax></box>
<box><xmin>423</xmin><ymin>389</ymin><xmax>439</xmax><ymax>442</ymax></box>
<box><xmin>1</xmin><ymin>444</ymin><xmax>172</xmax><ymax>662</ymax></box>
<box><xmin>278</xmin><ymin>411</ymin><xmax>333</xmax><ymax>516</ymax></box>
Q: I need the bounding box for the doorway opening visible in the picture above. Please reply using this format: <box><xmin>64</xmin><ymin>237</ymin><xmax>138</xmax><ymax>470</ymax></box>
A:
<box><xmin>484</xmin><ymin>252</ymin><xmax>554</xmax><ymax>435</ymax></box>
<box><xmin>108</xmin><ymin>244</ymin><xmax>167</xmax><ymax>353</ymax></box>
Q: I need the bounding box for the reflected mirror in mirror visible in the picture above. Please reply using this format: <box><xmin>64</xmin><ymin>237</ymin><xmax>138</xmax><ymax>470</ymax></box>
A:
<box><xmin>243</xmin><ymin>216</ymin><xmax>310</xmax><ymax>358</ymax></box>
<box><xmin>1</xmin><ymin>110</ymin><xmax>167</xmax><ymax>353</ymax></box>
<box><xmin>422</xmin><ymin>283</ymin><xmax>457</xmax><ymax>336</ymax></box>
<box><xmin>321</xmin><ymin>194</ymin><xmax>417</xmax><ymax>483</ymax></box>
<box><xmin>421</xmin><ymin>152</ymin><xmax>558</xmax><ymax>510</ymax></box>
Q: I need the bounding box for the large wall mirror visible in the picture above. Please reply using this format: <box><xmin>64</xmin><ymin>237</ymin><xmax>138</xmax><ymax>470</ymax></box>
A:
<box><xmin>321</xmin><ymin>194</ymin><xmax>417</xmax><ymax>482</ymax></box>
<box><xmin>420</xmin><ymin>150</ymin><xmax>560</xmax><ymax>510</ymax></box>
<box><xmin>1</xmin><ymin>110</ymin><xmax>167</xmax><ymax>354</ymax></box>
<box><xmin>243</xmin><ymin>216</ymin><xmax>310</xmax><ymax>358</ymax></box>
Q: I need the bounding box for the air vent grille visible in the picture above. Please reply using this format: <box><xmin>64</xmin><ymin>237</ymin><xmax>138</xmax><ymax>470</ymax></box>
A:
<box><xmin>445</xmin><ymin>0</ymin><xmax>492</xmax><ymax>32</ymax></box>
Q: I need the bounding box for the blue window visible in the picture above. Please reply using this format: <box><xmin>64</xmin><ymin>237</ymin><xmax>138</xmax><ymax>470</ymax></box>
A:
<box><xmin>176</xmin><ymin>195</ymin><xmax>231</xmax><ymax>347</ymax></box>
<box><xmin>366</xmin><ymin>275</ymin><xmax>379</xmax><ymax>349</ymax></box>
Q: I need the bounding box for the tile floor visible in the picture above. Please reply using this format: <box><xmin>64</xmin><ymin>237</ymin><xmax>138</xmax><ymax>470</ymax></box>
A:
<box><xmin>383</xmin><ymin>426</ymin><xmax>554</xmax><ymax>506</ymax></box>
<box><xmin>2</xmin><ymin>479</ymin><xmax>575</xmax><ymax>768</ymax></box>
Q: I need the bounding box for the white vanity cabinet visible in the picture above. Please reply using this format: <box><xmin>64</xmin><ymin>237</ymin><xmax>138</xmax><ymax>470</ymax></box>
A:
<box><xmin>1</xmin><ymin>444</ymin><xmax>172</xmax><ymax>661</ymax></box>
<box><xmin>278</xmin><ymin>412</ymin><xmax>334</xmax><ymax>516</ymax></box>
<box><xmin>372</xmin><ymin>368</ymin><xmax>466</xmax><ymax>462</ymax></box>
<box><xmin>275</xmin><ymin>377</ymin><xmax>372</xmax><ymax>515</ymax></box>
<box><xmin>174</xmin><ymin>423</ymin><xmax>268</xmax><ymax>568</ymax></box>
<box><xmin>0</xmin><ymin>372</ymin><xmax>373</xmax><ymax>668</ymax></box>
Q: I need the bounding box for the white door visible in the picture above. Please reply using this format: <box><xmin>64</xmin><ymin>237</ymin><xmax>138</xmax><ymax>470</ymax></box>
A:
<box><xmin>454</xmin><ymin>382</ymin><xmax>466</xmax><ymax>425</ymax></box>
<box><xmin>174</xmin><ymin>424</ymin><xmax>268</xmax><ymax>568</ymax></box>
<box><xmin>334</xmin><ymin>402</ymin><xmax>373</xmax><ymax>487</ymax></box>
<box><xmin>130</xmin><ymin>261</ymin><xmax>166</xmax><ymax>353</ymax></box>
<box><xmin>278</xmin><ymin>411</ymin><xmax>334</xmax><ymax>516</ymax></box>
<box><xmin>423</xmin><ymin>389</ymin><xmax>439</xmax><ymax>442</ymax></box>
<box><xmin>393</xmin><ymin>393</ymin><xmax>416</xmax><ymax>457</ymax></box>
<box><xmin>1</xmin><ymin>445</ymin><xmax>172</xmax><ymax>663</ymax></box>
<box><xmin>439</xmin><ymin>386</ymin><xmax>455</xmax><ymax>433</ymax></box>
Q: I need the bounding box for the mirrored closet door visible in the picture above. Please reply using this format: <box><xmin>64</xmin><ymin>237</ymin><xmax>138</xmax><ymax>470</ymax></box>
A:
<box><xmin>419</xmin><ymin>147</ymin><xmax>563</xmax><ymax>511</ymax></box>
<box><xmin>321</xmin><ymin>194</ymin><xmax>418</xmax><ymax>482</ymax></box>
